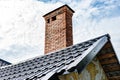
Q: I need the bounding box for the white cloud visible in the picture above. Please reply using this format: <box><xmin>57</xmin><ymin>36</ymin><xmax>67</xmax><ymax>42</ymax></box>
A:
<box><xmin>71</xmin><ymin>0</ymin><xmax>120</xmax><ymax>61</ymax></box>
<box><xmin>0</xmin><ymin>0</ymin><xmax>120</xmax><ymax>63</ymax></box>
<box><xmin>0</xmin><ymin>0</ymin><xmax>64</xmax><ymax>63</ymax></box>
<box><xmin>95</xmin><ymin>17</ymin><xmax>120</xmax><ymax>60</ymax></box>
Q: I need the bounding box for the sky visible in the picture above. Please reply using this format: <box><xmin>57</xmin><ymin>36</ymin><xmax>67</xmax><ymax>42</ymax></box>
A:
<box><xmin>0</xmin><ymin>0</ymin><xmax>120</xmax><ymax>63</ymax></box>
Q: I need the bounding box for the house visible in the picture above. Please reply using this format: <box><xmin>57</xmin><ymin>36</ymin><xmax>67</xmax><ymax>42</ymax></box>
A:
<box><xmin>0</xmin><ymin>5</ymin><xmax>119</xmax><ymax>80</ymax></box>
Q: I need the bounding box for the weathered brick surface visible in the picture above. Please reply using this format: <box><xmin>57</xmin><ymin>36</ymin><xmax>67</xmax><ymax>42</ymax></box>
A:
<box><xmin>44</xmin><ymin>5</ymin><xmax>74</xmax><ymax>54</ymax></box>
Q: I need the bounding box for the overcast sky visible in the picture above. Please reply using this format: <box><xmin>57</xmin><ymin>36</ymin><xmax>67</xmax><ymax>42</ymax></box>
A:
<box><xmin>0</xmin><ymin>0</ymin><xmax>120</xmax><ymax>63</ymax></box>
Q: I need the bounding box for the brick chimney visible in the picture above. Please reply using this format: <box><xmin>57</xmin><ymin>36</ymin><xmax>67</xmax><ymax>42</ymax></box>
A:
<box><xmin>43</xmin><ymin>5</ymin><xmax>74</xmax><ymax>54</ymax></box>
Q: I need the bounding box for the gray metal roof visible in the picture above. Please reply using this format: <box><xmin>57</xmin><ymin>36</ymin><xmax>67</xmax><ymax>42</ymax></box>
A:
<box><xmin>0</xmin><ymin>34</ymin><xmax>109</xmax><ymax>80</ymax></box>
<box><xmin>0</xmin><ymin>59</ymin><xmax>11</xmax><ymax>67</ymax></box>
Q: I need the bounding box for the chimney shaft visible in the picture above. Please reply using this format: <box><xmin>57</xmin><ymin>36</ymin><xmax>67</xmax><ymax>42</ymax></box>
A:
<box><xmin>43</xmin><ymin>5</ymin><xmax>74</xmax><ymax>54</ymax></box>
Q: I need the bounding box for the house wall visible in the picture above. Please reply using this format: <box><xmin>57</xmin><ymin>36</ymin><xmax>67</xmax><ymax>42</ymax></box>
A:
<box><xmin>59</xmin><ymin>57</ymin><xmax>108</xmax><ymax>80</ymax></box>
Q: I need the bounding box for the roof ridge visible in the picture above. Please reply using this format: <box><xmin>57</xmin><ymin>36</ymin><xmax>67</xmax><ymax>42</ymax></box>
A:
<box><xmin>0</xmin><ymin>34</ymin><xmax>110</xmax><ymax>68</ymax></box>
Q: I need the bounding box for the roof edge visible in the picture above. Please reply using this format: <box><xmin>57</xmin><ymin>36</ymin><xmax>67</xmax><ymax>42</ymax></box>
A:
<box><xmin>0</xmin><ymin>34</ymin><xmax>110</xmax><ymax>69</ymax></box>
<box><xmin>0</xmin><ymin>59</ymin><xmax>11</xmax><ymax>64</ymax></box>
<box><xmin>67</xmin><ymin>35</ymin><xmax>109</xmax><ymax>73</ymax></box>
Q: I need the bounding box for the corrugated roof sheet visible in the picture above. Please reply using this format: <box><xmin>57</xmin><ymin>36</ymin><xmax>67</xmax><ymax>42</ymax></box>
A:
<box><xmin>0</xmin><ymin>34</ymin><xmax>112</xmax><ymax>80</ymax></box>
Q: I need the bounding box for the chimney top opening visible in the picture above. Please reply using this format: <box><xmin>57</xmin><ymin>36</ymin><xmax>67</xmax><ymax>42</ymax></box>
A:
<box><xmin>52</xmin><ymin>16</ymin><xmax>56</xmax><ymax>21</ymax></box>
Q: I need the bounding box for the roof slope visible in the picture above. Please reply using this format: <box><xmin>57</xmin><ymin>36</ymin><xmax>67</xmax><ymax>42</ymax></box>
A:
<box><xmin>0</xmin><ymin>34</ymin><xmax>119</xmax><ymax>80</ymax></box>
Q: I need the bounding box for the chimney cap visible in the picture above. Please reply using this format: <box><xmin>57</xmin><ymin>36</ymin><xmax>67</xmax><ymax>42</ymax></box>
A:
<box><xmin>43</xmin><ymin>4</ymin><xmax>75</xmax><ymax>17</ymax></box>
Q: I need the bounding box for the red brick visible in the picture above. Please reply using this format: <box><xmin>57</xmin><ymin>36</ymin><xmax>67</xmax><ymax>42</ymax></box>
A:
<box><xmin>43</xmin><ymin>5</ymin><xmax>74</xmax><ymax>54</ymax></box>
